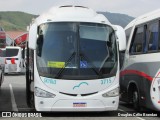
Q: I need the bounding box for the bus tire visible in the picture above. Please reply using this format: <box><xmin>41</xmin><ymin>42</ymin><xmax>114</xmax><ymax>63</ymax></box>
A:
<box><xmin>26</xmin><ymin>69</ymin><xmax>35</xmax><ymax>109</ymax></box>
<box><xmin>26</xmin><ymin>71</ymin><xmax>30</xmax><ymax>107</ymax></box>
<box><xmin>29</xmin><ymin>92</ymin><xmax>35</xmax><ymax>109</ymax></box>
<box><xmin>0</xmin><ymin>71</ymin><xmax>3</xmax><ymax>87</ymax></box>
<box><xmin>26</xmin><ymin>83</ymin><xmax>35</xmax><ymax>109</ymax></box>
<box><xmin>0</xmin><ymin>75</ymin><xmax>2</xmax><ymax>87</ymax></box>
<box><xmin>132</xmin><ymin>89</ymin><xmax>140</xmax><ymax>110</ymax></box>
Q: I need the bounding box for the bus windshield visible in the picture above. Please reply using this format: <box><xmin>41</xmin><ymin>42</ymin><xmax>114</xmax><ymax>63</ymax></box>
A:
<box><xmin>36</xmin><ymin>22</ymin><xmax>117</xmax><ymax>80</ymax></box>
<box><xmin>6</xmin><ymin>49</ymin><xmax>19</xmax><ymax>57</ymax></box>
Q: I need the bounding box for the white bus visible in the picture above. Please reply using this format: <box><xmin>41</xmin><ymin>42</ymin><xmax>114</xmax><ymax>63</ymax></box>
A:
<box><xmin>26</xmin><ymin>5</ymin><xmax>126</xmax><ymax>111</ymax></box>
<box><xmin>120</xmin><ymin>9</ymin><xmax>160</xmax><ymax>111</ymax></box>
<box><xmin>5</xmin><ymin>46</ymin><xmax>25</xmax><ymax>73</ymax></box>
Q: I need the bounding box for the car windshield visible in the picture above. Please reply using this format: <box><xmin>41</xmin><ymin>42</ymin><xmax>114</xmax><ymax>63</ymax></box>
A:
<box><xmin>36</xmin><ymin>22</ymin><xmax>117</xmax><ymax>80</ymax></box>
<box><xmin>6</xmin><ymin>49</ymin><xmax>19</xmax><ymax>57</ymax></box>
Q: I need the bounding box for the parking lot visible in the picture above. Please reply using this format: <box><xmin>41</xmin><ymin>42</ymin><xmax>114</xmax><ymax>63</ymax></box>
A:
<box><xmin>0</xmin><ymin>74</ymin><xmax>159</xmax><ymax>120</ymax></box>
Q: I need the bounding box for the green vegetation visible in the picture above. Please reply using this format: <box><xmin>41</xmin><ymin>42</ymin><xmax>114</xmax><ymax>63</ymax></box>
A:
<box><xmin>0</xmin><ymin>11</ymin><xmax>37</xmax><ymax>31</ymax></box>
<box><xmin>0</xmin><ymin>11</ymin><xmax>134</xmax><ymax>31</ymax></box>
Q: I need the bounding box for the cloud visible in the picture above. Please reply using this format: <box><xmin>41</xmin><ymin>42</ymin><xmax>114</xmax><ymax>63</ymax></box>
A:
<box><xmin>0</xmin><ymin>0</ymin><xmax>24</xmax><ymax>11</ymax></box>
<box><xmin>0</xmin><ymin>0</ymin><xmax>160</xmax><ymax>17</ymax></box>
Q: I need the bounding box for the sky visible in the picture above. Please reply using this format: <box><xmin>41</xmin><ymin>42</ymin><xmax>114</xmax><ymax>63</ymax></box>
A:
<box><xmin>0</xmin><ymin>0</ymin><xmax>160</xmax><ymax>17</ymax></box>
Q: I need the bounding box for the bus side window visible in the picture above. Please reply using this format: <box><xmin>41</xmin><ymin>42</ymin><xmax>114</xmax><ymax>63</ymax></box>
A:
<box><xmin>37</xmin><ymin>29</ymin><xmax>44</xmax><ymax>57</ymax></box>
<box><xmin>147</xmin><ymin>21</ymin><xmax>159</xmax><ymax>51</ymax></box>
<box><xmin>125</xmin><ymin>27</ymin><xmax>132</xmax><ymax>45</ymax></box>
<box><xmin>159</xmin><ymin>20</ymin><xmax>160</xmax><ymax>50</ymax></box>
<box><xmin>143</xmin><ymin>25</ymin><xmax>148</xmax><ymax>52</ymax></box>
<box><xmin>129</xmin><ymin>26</ymin><xmax>144</xmax><ymax>54</ymax></box>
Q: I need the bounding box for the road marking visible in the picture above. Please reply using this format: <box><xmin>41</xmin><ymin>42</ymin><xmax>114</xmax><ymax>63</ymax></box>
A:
<box><xmin>9</xmin><ymin>84</ymin><xmax>18</xmax><ymax>111</ymax></box>
<box><xmin>118</xmin><ymin>109</ymin><xmax>146</xmax><ymax>120</ymax></box>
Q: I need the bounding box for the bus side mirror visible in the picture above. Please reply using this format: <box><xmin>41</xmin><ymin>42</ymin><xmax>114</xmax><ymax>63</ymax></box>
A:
<box><xmin>28</xmin><ymin>24</ymin><xmax>37</xmax><ymax>50</ymax></box>
<box><xmin>113</xmin><ymin>25</ymin><xmax>126</xmax><ymax>51</ymax></box>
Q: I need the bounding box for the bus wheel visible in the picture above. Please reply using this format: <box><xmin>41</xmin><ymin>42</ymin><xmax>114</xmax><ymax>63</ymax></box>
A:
<box><xmin>0</xmin><ymin>75</ymin><xmax>2</xmax><ymax>87</ymax></box>
<box><xmin>132</xmin><ymin>89</ymin><xmax>140</xmax><ymax>110</ymax></box>
<box><xmin>29</xmin><ymin>92</ymin><xmax>35</xmax><ymax>109</ymax></box>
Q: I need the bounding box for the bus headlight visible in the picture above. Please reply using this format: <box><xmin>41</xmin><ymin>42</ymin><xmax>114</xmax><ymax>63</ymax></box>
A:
<box><xmin>35</xmin><ymin>87</ymin><xmax>56</xmax><ymax>98</ymax></box>
<box><xmin>102</xmin><ymin>87</ymin><xmax>119</xmax><ymax>97</ymax></box>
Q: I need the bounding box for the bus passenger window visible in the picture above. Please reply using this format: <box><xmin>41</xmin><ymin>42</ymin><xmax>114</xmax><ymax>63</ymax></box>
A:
<box><xmin>147</xmin><ymin>21</ymin><xmax>159</xmax><ymax>51</ymax></box>
<box><xmin>37</xmin><ymin>30</ymin><xmax>44</xmax><ymax>57</ymax></box>
<box><xmin>130</xmin><ymin>26</ymin><xmax>144</xmax><ymax>54</ymax></box>
<box><xmin>125</xmin><ymin>27</ymin><xmax>132</xmax><ymax>45</ymax></box>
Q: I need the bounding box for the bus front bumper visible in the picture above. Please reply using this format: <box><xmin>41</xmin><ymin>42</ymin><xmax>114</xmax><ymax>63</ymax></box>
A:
<box><xmin>34</xmin><ymin>96</ymin><xmax>119</xmax><ymax>111</ymax></box>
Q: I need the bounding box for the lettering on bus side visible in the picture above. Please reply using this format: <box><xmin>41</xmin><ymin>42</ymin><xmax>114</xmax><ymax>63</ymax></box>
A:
<box><xmin>43</xmin><ymin>78</ymin><xmax>56</xmax><ymax>85</ymax></box>
<box><xmin>101</xmin><ymin>78</ymin><xmax>112</xmax><ymax>85</ymax></box>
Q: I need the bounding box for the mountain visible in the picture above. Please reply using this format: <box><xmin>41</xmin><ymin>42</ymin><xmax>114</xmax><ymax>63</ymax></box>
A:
<box><xmin>0</xmin><ymin>11</ymin><xmax>134</xmax><ymax>31</ymax></box>
<box><xmin>0</xmin><ymin>11</ymin><xmax>37</xmax><ymax>31</ymax></box>
<box><xmin>98</xmin><ymin>12</ymin><xmax>134</xmax><ymax>28</ymax></box>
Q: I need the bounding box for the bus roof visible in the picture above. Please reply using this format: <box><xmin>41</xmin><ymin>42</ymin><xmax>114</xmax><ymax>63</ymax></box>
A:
<box><xmin>34</xmin><ymin>5</ymin><xmax>111</xmax><ymax>26</ymax></box>
<box><xmin>125</xmin><ymin>9</ymin><xmax>160</xmax><ymax>30</ymax></box>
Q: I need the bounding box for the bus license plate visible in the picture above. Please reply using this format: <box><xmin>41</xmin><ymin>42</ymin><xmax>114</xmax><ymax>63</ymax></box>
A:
<box><xmin>73</xmin><ymin>102</ymin><xmax>87</xmax><ymax>107</ymax></box>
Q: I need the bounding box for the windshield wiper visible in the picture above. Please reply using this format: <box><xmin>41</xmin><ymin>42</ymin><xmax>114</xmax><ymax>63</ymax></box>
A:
<box><xmin>55</xmin><ymin>52</ymin><xmax>76</xmax><ymax>79</ymax></box>
<box><xmin>55</xmin><ymin>52</ymin><xmax>103</xmax><ymax>78</ymax></box>
<box><xmin>79</xmin><ymin>52</ymin><xmax>102</xmax><ymax>78</ymax></box>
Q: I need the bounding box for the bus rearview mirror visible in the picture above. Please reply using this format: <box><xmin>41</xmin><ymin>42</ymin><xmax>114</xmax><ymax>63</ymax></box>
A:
<box><xmin>113</xmin><ymin>25</ymin><xmax>126</xmax><ymax>51</ymax></box>
<box><xmin>28</xmin><ymin>24</ymin><xmax>37</xmax><ymax>50</ymax></box>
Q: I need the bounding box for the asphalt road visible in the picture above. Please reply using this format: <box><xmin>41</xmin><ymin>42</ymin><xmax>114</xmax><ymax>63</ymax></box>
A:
<box><xmin>0</xmin><ymin>74</ymin><xmax>159</xmax><ymax>120</ymax></box>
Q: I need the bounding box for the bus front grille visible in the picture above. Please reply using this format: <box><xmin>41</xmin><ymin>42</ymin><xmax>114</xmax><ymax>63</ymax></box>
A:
<box><xmin>59</xmin><ymin>92</ymin><xmax>98</xmax><ymax>97</ymax></box>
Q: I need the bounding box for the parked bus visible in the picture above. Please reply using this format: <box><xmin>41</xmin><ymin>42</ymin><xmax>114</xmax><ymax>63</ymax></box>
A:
<box><xmin>5</xmin><ymin>46</ymin><xmax>25</xmax><ymax>73</ymax></box>
<box><xmin>26</xmin><ymin>5</ymin><xmax>126</xmax><ymax>111</ymax></box>
<box><xmin>120</xmin><ymin>9</ymin><xmax>160</xmax><ymax>111</ymax></box>
<box><xmin>0</xmin><ymin>27</ymin><xmax>5</xmax><ymax>87</ymax></box>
